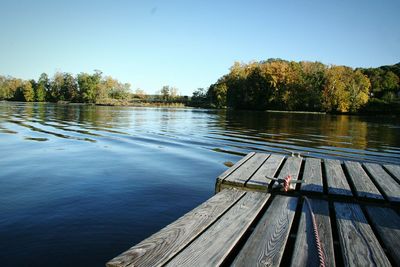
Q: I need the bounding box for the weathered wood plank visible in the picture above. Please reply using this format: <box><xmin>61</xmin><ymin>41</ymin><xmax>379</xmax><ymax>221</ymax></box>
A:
<box><xmin>231</xmin><ymin>195</ymin><xmax>298</xmax><ymax>266</ymax></box>
<box><xmin>291</xmin><ymin>199</ymin><xmax>335</xmax><ymax>267</ymax></box>
<box><xmin>215</xmin><ymin>152</ymin><xmax>255</xmax><ymax>192</ymax></box>
<box><xmin>324</xmin><ymin>159</ymin><xmax>352</xmax><ymax>196</ymax></box>
<box><xmin>217</xmin><ymin>152</ymin><xmax>255</xmax><ymax>181</ymax></box>
<box><xmin>246</xmin><ymin>154</ymin><xmax>285</xmax><ymax>190</ymax></box>
<box><xmin>165</xmin><ymin>191</ymin><xmax>271</xmax><ymax>267</ymax></box>
<box><xmin>223</xmin><ymin>153</ymin><xmax>269</xmax><ymax>188</ymax></box>
<box><xmin>384</xmin><ymin>164</ymin><xmax>400</xmax><ymax>184</ymax></box>
<box><xmin>344</xmin><ymin>161</ymin><xmax>383</xmax><ymax>200</ymax></box>
<box><xmin>106</xmin><ymin>189</ymin><xmax>246</xmax><ymax>267</ymax></box>
<box><xmin>364</xmin><ymin>163</ymin><xmax>400</xmax><ymax>203</ymax></box>
<box><xmin>300</xmin><ymin>158</ymin><xmax>323</xmax><ymax>193</ymax></box>
<box><xmin>365</xmin><ymin>206</ymin><xmax>400</xmax><ymax>266</ymax></box>
<box><xmin>334</xmin><ymin>202</ymin><xmax>391</xmax><ymax>267</ymax></box>
<box><xmin>273</xmin><ymin>157</ymin><xmax>302</xmax><ymax>191</ymax></box>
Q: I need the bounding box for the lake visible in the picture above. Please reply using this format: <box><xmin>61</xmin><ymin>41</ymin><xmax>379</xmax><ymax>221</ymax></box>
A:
<box><xmin>0</xmin><ymin>101</ymin><xmax>399</xmax><ymax>266</ymax></box>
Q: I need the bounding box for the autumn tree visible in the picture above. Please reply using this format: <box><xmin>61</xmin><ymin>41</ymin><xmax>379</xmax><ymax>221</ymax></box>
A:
<box><xmin>0</xmin><ymin>76</ymin><xmax>19</xmax><ymax>100</ymax></box>
<box><xmin>348</xmin><ymin>70</ymin><xmax>370</xmax><ymax>112</ymax></box>
<box><xmin>22</xmin><ymin>81</ymin><xmax>34</xmax><ymax>102</ymax></box>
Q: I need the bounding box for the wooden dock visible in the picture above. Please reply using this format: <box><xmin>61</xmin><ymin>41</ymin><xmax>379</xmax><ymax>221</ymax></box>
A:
<box><xmin>107</xmin><ymin>152</ymin><xmax>400</xmax><ymax>267</ymax></box>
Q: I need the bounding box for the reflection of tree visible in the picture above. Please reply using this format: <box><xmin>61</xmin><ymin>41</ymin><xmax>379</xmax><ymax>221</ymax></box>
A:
<box><xmin>23</xmin><ymin>102</ymin><xmax>34</xmax><ymax>118</ymax></box>
<box><xmin>220</xmin><ymin>111</ymin><xmax>376</xmax><ymax>151</ymax></box>
<box><xmin>77</xmin><ymin>105</ymin><xmax>131</xmax><ymax>129</ymax></box>
<box><xmin>319</xmin><ymin>116</ymin><xmax>368</xmax><ymax>149</ymax></box>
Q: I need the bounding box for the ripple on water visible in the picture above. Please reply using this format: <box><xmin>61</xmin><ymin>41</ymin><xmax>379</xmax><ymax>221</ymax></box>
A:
<box><xmin>24</xmin><ymin>137</ymin><xmax>49</xmax><ymax>142</ymax></box>
<box><xmin>0</xmin><ymin>102</ymin><xmax>399</xmax><ymax>267</ymax></box>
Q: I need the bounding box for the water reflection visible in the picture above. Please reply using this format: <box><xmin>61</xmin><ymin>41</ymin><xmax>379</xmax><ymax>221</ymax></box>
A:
<box><xmin>1</xmin><ymin>102</ymin><xmax>400</xmax><ymax>267</ymax></box>
<box><xmin>0</xmin><ymin>102</ymin><xmax>399</xmax><ymax>164</ymax></box>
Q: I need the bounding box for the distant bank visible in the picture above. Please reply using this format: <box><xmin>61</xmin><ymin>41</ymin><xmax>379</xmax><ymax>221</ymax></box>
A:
<box><xmin>1</xmin><ymin>59</ymin><xmax>399</xmax><ymax>114</ymax></box>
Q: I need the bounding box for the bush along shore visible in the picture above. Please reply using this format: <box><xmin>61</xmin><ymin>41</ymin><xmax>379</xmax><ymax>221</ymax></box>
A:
<box><xmin>1</xmin><ymin>59</ymin><xmax>399</xmax><ymax>114</ymax></box>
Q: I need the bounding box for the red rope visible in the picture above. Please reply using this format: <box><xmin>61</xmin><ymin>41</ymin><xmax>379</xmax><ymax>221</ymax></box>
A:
<box><xmin>304</xmin><ymin>197</ymin><xmax>326</xmax><ymax>267</ymax></box>
<box><xmin>283</xmin><ymin>175</ymin><xmax>292</xmax><ymax>192</ymax></box>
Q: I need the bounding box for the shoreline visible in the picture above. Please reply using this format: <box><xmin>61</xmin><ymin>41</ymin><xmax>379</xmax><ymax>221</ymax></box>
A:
<box><xmin>2</xmin><ymin>100</ymin><xmax>399</xmax><ymax>116</ymax></box>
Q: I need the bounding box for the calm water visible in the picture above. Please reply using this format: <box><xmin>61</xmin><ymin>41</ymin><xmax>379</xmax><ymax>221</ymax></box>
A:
<box><xmin>0</xmin><ymin>102</ymin><xmax>399</xmax><ymax>266</ymax></box>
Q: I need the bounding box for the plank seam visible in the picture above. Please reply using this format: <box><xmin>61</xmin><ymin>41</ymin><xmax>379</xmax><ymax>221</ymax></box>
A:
<box><xmin>243</xmin><ymin>154</ymin><xmax>272</xmax><ymax>188</ymax></box>
<box><xmin>295</xmin><ymin>158</ymin><xmax>306</xmax><ymax>191</ymax></box>
<box><xmin>321</xmin><ymin>160</ymin><xmax>328</xmax><ymax>195</ymax></box>
<box><xmin>162</xmin><ymin>190</ymin><xmax>248</xmax><ymax>266</ymax></box>
<box><xmin>361</xmin><ymin>164</ymin><xmax>391</xmax><ymax>203</ymax></box>
<box><xmin>382</xmin><ymin>165</ymin><xmax>400</xmax><ymax>185</ymax></box>
<box><xmin>341</xmin><ymin>162</ymin><xmax>361</xmax><ymax>199</ymax></box>
<box><xmin>328</xmin><ymin>200</ymin><xmax>343</xmax><ymax>267</ymax></box>
<box><xmin>280</xmin><ymin>197</ymin><xmax>303</xmax><ymax>267</ymax></box>
<box><xmin>219</xmin><ymin>194</ymin><xmax>276</xmax><ymax>267</ymax></box>
<box><xmin>268</xmin><ymin>157</ymin><xmax>288</xmax><ymax>190</ymax></box>
<box><xmin>361</xmin><ymin>205</ymin><xmax>398</xmax><ymax>266</ymax></box>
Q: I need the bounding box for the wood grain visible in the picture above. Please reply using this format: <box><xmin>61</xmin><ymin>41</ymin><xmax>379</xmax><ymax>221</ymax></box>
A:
<box><xmin>364</xmin><ymin>163</ymin><xmax>400</xmax><ymax>203</ymax></box>
<box><xmin>215</xmin><ymin>152</ymin><xmax>255</xmax><ymax>192</ymax></box>
<box><xmin>165</xmin><ymin>191</ymin><xmax>270</xmax><ymax>267</ymax></box>
<box><xmin>383</xmin><ymin>164</ymin><xmax>400</xmax><ymax>183</ymax></box>
<box><xmin>246</xmin><ymin>153</ymin><xmax>285</xmax><ymax>190</ymax></box>
<box><xmin>365</xmin><ymin>205</ymin><xmax>400</xmax><ymax>266</ymax></box>
<box><xmin>231</xmin><ymin>195</ymin><xmax>298</xmax><ymax>266</ymax></box>
<box><xmin>300</xmin><ymin>158</ymin><xmax>323</xmax><ymax>193</ymax></box>
<box><xmin>324</xmin><ymin>159</ymin><xmax>352</xmax><ymax>196</ymax></box>
<box><xmin>106</xmin><ymin>189</ymin><xmax>245</xmax><ymax>267</ymax></box>
<box><xmin>217</xmin><ymin>152</ymin><xmax>255</xmax><ymax>181</ymax></box>
<box><xmin>223</xmin><ymin>153</ymin><xmax>269</xmax><ymax>187</ymax></box>
<box><xmin>273</xmin><ymin>156</ymin><xmax>302</xmax><ymax>191</ymax></box>
<box><xmin>344</xmin><ymin>161</ymin><xmax>383</xmax><ymax>200</ymax></box>
<box><xmin>291</xmin><ymin>199</ymin><xmax>335</xmax><ymax>267</ymax></box>
<box><xmin>334</xmin><ymin>202</ymin><xmax>391</xmax><ymax>267</ymax></box>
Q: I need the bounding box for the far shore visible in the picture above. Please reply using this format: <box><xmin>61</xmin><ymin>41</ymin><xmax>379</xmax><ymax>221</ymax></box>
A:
<box><xmin>3</xmin><ymin>100</ymin><xmax>400</xmax><ymax>116</ymax></box>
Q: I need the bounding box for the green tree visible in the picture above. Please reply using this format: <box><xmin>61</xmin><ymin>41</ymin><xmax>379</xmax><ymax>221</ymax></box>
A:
<box><xmin>190</xmin><ymin>88</ymin><xmax>208</xmax><ymax>107</ymax></box>
<box><xmin>381</xmin><ymin>71</ymin><xmax>399</xmax><ymax>92</ymax></box>
<box><xmin>77</xmin><ymin>70</ymin><xmax>102</xmax><ymax>103</ymax></box>
<box><xmin>49</xmin><ymin>72</ymin><xmax>64</xmax><ymax>101</ymax></box>
<box><xmin>35</xmin><ymin>83</ymin><xmax>46</xmax><ymax>102</ymax></box>
<box><xmin>0</xmin><ymin>76</ymin><xmax>14</xmax><ymax>100</ymax></box>
<box><xmin>208</xmin><ymin>83</ymin><xmax>227</xmax><ymax>108</ymax></box>
<box><xmin>294</xmin><ymin>61</ymin><xmax>326</xmax><ymax>111</ymax></box>
<box><xmin>37</xmin><ymin>73</ymin><xmax>50</xmax><ymax>101</ymax></box>
<box><xmin>61</xmin><ymin>73</ymin><xmax>78</xmax><ymax>101</ymax></box>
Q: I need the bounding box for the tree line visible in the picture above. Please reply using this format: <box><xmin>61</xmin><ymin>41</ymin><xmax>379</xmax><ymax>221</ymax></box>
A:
<box><xmin>0</xmin><ymin>71</ymin><xmax>132</xmax><ymax>104</ymax></box>
<box><xmin>0</xmin><ymin>71</ymin><xmax>189</xmax><ymax>105</ymax></box>
<box><xmin>1</xmin><ymin>60</ymin><xmax>399</xmax><ymax>113</ymax></box>
<box><xmin>192</xmin><ymin>59</ymin><xmax>400</xmax><ymax>113</ymax></box>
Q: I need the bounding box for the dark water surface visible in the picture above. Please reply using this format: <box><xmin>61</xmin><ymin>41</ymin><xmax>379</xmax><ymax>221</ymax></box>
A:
<box><xmin>0</xmin><ymin>102</ymin><xmax>399</xmax><ymax>266</ymax></box>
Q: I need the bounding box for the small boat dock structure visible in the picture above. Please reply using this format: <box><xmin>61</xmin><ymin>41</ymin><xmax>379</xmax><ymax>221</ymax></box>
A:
<box><xmin>107</xmin><ymin>152</ymin><xmax>400</xmax><ymax>266</ymax></box>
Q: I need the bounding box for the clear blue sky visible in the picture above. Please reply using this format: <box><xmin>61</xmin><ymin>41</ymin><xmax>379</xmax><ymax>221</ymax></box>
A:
<box><xmin>1</xmin><ymin>0</ymin><xmax>399</xmax><ymax>95</ymax></box>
